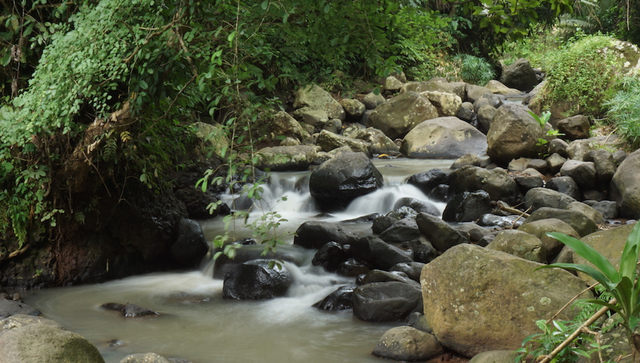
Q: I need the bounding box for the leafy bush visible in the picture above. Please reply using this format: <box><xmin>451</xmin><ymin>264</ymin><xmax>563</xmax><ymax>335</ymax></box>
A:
<box><xmin>539</xmin><ymin>35</ymin><xmax>618</xmax><ymax>117</ymax></box>
<box><xmin>605</xmin><ymin>75</ymin><xmax>640</xmax><ymax>149</ymax></box>
<box><xmin>452</xmin><ymin>54</ymin><xmax>496</xmax><ymax>86</ymax></box>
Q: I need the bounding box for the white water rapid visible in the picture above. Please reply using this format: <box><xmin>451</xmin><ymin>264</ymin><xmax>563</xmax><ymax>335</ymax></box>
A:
<box><xmin>23</xmin><ymin>158</ymin><xmax>454</xmax><ymax>363</ymax></box>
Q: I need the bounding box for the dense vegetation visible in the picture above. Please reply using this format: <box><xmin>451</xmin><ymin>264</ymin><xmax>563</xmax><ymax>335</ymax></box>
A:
<box><xmin>0</xmin><ymin>0</ymin><xmax>638</xmax><ymax>274</ymax></box>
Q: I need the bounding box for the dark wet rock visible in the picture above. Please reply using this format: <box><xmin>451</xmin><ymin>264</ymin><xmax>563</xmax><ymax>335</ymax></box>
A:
<box><xmin>0</xmin><ymin>300</ymin><xmax>40</xmax><ymax>318</ymax></box>
<box><xmin>386</xmin><ymin>206</ymin><xmax>419</xmax><ymax>220</ymax></box>
<box><xmin>362</xmin><ymin>92</ymin><xmax>386</xmax><ymax>110</ymax></box>
<box><xmin>213</xmin><ymin>245</ymin><xmax>307</xmax><ymax>279</ymax></box>
<box><xmin>442</xmin><ymin>190</ymin><xmax>492</xmax><ymax>223</ymax></box>
<box><xmin>174</xmin><ymin>187</ymin><xmax>220</xmax><ymax>220</ymax></box>
<box><xmin>611</xmin><ymin>149</ymin><xmax>640</xmax><ymax>219</ymax></box>
<box><xmin>487</xmin><ymin>104</ymin><xmax>548</xmax><ymax>165</ymax></box>
<box><xmin>379</xmin><ymin>217</ymin><xmax>421</xmax><ymax>244</ymax></box>
<box><xmin>337</xmin><ymin>258</ymin><xmax>370</xmax><ymax>277</ymax></box>
<box><xmin>560</xmin><ymin>160</ymin><xmax>597</xmax><ymax>191</ymax></box>
<box><xmin>294</xmin><ymin>221</ymin><xmax>357</xmax><ymax>249</ymax></box>
<box><xmin>312</xmin><ymin>286</ymin><xmax>355</xmax><ymax>310</ymax></box>
<box><xmin>430</xmin><ymin>184</ymin><xmax>450</xmax><ymax>202</ymax></box>
<box><xmin>361</xmin><ymin>270</ymin><xmax>421</xmax><ymax>288</ymax></box>
<box><xmin>500</xmin><ymin>58</ymin><xmax>539</xmax><ymax>92</ymax></box>
<box><xmin>390</xmin><ymin>262</ymin><xmax>425</xmax><ymax>283</ymax></box>
<box><xmin>514</xmin><ymin>174</ymin><xmax>544</xmax><ymax>194</ymax></box>
<box><xmin>524</xmin><ymin>187</ymin><xmax>577</xmax><ymax>212</ymax></box>
<box><xmin>341</xmin><ymin>213</ymin><xmax>380</xmax><ymax>224</ymax></box>
<box><xmin>410</xmin><ymin>242</ymin><xmax>438</xmax><ymax>263</ymax></box>
<box><xmin>406</xmin><ymin>169</ymin><xmax>449</xmax><ymax>198</ymax></box>
<box><xmin>415</xmin><ymin>213</ymin><xmax>467</xmax><ymax>253</ymax></box>
<box><xmin>557</xmin><ymin>115</ymin><xmax>591</xmax><ymax>140</ymax></box>
<box><xmin>546</xmin><ymin>176</ymin><xmax>582</xmax><ymax>200</ymax></box>
<box><xmin>367</xmin><ymin>91</ymin><xmax>438</xmax><ymax>139</ymax></box>
<box><xmin>457</xmin><ymin>103</ymin><xmax>475</xmax><ymax>122</ymax></box>
<box><xmin>401</xmin><ymin>117</ymin><xmax>488</xmax><ymax>159</ymax></box>
<box><xmin>353</xmin><ymin>281</ymin><xmax>422</xmax><ymax>322</ymax></box>
<box><xmin>0</xmin><ymin>315</ymin><xmax>105</xmax><ymax>363</ymax></box>
<box><xmin>372</xmin><ymin>214</ymin><xmax>398</xmax><ymax>234</ymax></box>
<box><xmin>393</xmin><ymin>197</ymin><xmax>440</xmax><ymax>216</ymax></box>
<box><xmin>312</xmin><ymin>242</ymin><xmax>348</xmax><ymax>273</ymax></box>
<box><xmin>309</xmin><ymin>152</ymin><xmax>383</xmax><ymax>211</ymax></box>
<box><xmin>525</xmin><ymin>207</ymin><xmax>598</xmax><ymax>237</ymax></box>
<box><xmin>350</xmin><ymin>236</ymin><xmax>413</xmax><ymax>270</ymax></box>
<box><xmin>373</xmin><ymin>326</ymin><xmax>444</xmax><ymax>361</ymax></box>
<box><xmin>124</xmin><ymin>304</ymin><xmax>159</xmax><ymax>318</ymax></box>
<box><xmin>448</xmin><ymin>166</ymin><xmax>521</xmax><ymax>205</ymax></box>
<box><xmin>222</xmin><ymin>260</ymin><xmax>293</xmax><ymax>300</ymax></box>
<box><xmin>170</xmin><ymin>218</ymin><xmax>208</xmax><ymax>268</ymax></box>
<box><xmin>407</xmin><ymin>312</ymin><xmax>433</xmax><ymax>334</ymax></box>
<box><xmin>454</xmin><ymin>223</ymin><xmax>492</xmax><ymax>243</ymax></box>
<box><xmin>476</xmin><ymin>104</ymin><xmax>497</xmax><ymax>134</ymax></box>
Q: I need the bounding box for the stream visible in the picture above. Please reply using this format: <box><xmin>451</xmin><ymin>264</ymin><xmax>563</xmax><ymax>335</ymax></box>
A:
<box><xmin>23</xmin><ymin>158</ymin><xmax>454</xmax><ymax>363</ymax></box>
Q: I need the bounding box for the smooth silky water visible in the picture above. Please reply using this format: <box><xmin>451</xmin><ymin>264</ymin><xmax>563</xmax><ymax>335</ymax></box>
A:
<box><xmin>23</xmin><ymin>158</ymin><xmax>454</xmax><ymax>363</ymax></box>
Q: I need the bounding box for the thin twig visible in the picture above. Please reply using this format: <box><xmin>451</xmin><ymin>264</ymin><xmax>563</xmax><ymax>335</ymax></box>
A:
<box><xmin>546</xmin><ymin>282</ymin><xmax>600</xmax><ymax>324</ymax></box>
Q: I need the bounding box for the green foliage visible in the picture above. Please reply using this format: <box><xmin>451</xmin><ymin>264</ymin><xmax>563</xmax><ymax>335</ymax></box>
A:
<box><xmin>542</xmin><ymin>35</ymin><xmax>618</xmax><ymax>116</ymax></box>
<box><xmin>543</xmin><ymin>222</ymin><xmax>640</xmax><ymax>340</ymax></box>
<box><xmin>499</xmin><ymin>24</ymin><xmax>562</xmax><ymax>68</ymax></box>
<box><xmin>452</xmin><ymin>54</ymin><xmax>496</xmax><ymax>86</ymax></box>
<box><xmin>605</xmin><ymin>75</ymin><xmax>640</xmax><ymax>149</ymax></box>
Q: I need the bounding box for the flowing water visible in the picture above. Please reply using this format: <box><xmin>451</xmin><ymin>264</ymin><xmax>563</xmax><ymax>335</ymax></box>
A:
<box><xmin>23</xmin><ymin>158</ymin><xmax>454</xmax><ymax>363</ymax></box>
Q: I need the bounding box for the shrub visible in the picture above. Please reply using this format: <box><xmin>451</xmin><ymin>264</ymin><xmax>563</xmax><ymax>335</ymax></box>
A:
<box><xmin>453</xmin><ymin>54</ymin><xmax>496</xmax><ymax>86</ymax></box>
<box><xmin>605</xmin><ymin>75</ymin><xmax>640</xmax><ymax>149</ymax></box>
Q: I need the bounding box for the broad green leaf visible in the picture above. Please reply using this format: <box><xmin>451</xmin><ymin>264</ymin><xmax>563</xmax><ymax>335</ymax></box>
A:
<box><xmin>619</xmin><ymin>223</ymin><xmax>640</xmax><ymax>280</ymax></box>
<box><xmin>539</xmin><ymin>262</ymin><xmax>615</xmax><ymax>290</ymax></box>
<box><xmin>547</xmin><ymin>232</ymin><xmax>620</xmax><ymax>282</ymax></box>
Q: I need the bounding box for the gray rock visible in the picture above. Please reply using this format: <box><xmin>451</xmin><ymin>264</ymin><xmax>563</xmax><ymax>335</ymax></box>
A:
<box><xmin>500</xmin><ymin>58</ymin><xmax>539</xmax><ymax>92</ymax></box>
<box><xmin>451</xmin><ymin>153</ymin><xmax>491</xmax><ymax>170</ymax></box>
<box><xmin>466</xmin><ymin>84</ymin><xmax>492</xmax><ymax>103</ymax></box>
<box><xmin>518</xmin><ymin>218</ymin><xmax>579</xmax><ymax>261</ymax></box>
<box><xmin>373</xmin><ymin>326</ymin><xmax>443</xmax><ymax>361</ymax></box>
<box><xmin>119</xmin><ymin>353</ymin><xmax>172</xmax><ymax>363</ymax></box>
<box><xmin>255</xmin><ymin>145</ymin><xmax>319</xmax><ymax>171</ymax></box>
<box><xmin>560</xmin><ymin>160</ymin><xmax>597</xmax><ymax>190</ymax></box>
<box><xmin>421</xmin><ymin>244</ymin><xmax>592</xmax><ymax>357</ymax></box>
<box><xmin>487</xmin><ymin>104</ymin><xmax>547</xmax><ymax>165</ymax></box>
<box><xmin>393</xmin><ymin>197</ymin><xmax>440</xmax><ymax>216</ymax></box>
<box><xmin>546</xmin><ymin>176</ymin><xmax>582</xmax><ymax>200</ymax></box>
<box><xmin>586</xmin><ymin>149</ymin><xmax>617</xmax><ymax>185</ymax></box>
<box><xmin>0</xmin><ymin>300</ymin><xmax>40</xmax><ymax>318</ymax></box>
<box><xmin>270</xmin><ymin>111</ymin><xmax>310</xmax><ymax>142</ymax></box>
<box><xmin>546</xmin><ymin>153</ymin><xmax>567</xmax><ymax>174</ymax></box>
<box><xmin>524</xmin><ymin>187</ymin><xmax>577</xmax><ymax>212</ymax></box>
<box><xmin>590</xmin><ymin>200</ymin><xmax>618</xmax><ymax>220</ymax></box>
<box><xmin>0</xmin><ymin>315</ymin><xmax>104</xmax><ymax>363</ymax></box>
<box><xmin>525</xmin><ymin>207</ymin><xmax>598</xmax><ymax>237</ymax></box>
<box><xmin>557</xmin><ymin>115</ymin><xmax>591</xmax><ymax>140</ymax></box>
<box><xmin>378</xmin><ymin>218</ymin><xmax>421</xmax><ymax>244</ymax></box>
<box><xmin>567</xmin><ymin>201</ymin><xmax>605</xmax><ymax>225</ymax></box>
<box><xmin>293</xmin><ymin>85</ymin><xmax>345</xmax><ymax>120</ymax></box>
<box><xmin>448</xmin><ymin>166</ymin><xmax>521</xmax><ymax>205</ymax></box>
<box><xmin>213</xmin><ymin>244</ymin><xmax>307</xmax><ymax>279</ymax></box>
<box><xmin>339</xmin><ymin>98</ymin><xmax>366</xmax><ymax>118</ymax></box>
<box><xmin>486</xmin><ymin>229</ymin><xmax>546</xmax><ymax>263</ymax></box>
<box><xmin>548</xmin><ymin>139</ymin><xmax>569</xmax><ymax>158</ymax></box>
<box><xmin>611</xmin><ymin>149</ymin><xmax>640</xmax><ymax>219</ymax></box>
<box><xmin>469</xmin><ymin>350</ymin><xmax>519</xmax><ymax>363</ymax></box>
<box><xmin>476</xmin><ymin>104</ymin><xmax>497</xmax><ymax>134</ymax></box>
<box><xmin>367</xmin><ymin>91</ymin><xmax>438</xmax><ymax>139</ymax></box>
<box><xmin>390</xmin><ymin>262</ymin><xmax>425</xmax><ymax>282</ymax></box>
<box><xmin>312</xmin><ymin>286</ymin><xmax>354</xmax><ymax>311</ymax></box>
<box><xmin>292</xmin><ymin>107</ymin><xmax>329</xmax><ymax>129</ymax></box>
<box><xmin>312</xmin><ymin>242</ymin><xmax>348</xmax><ymax>272</ymax></box>
<box><xmin>315</xmin><ymin>130</ymin><xmax>369</xmax><ymax>154</ymax></box>
<box><xmin>406</xmin><ymin>169</ymin><xmax>449</xmax><ymax>197</ymax></box>
<box><xmin>422</xmin><ymin>91</ymin><xmax>462</xmax><ymax>116</ymax></box>
<box><xmin>342</xmin><ymin>126</ymin><xmax>400</xmax><ymax>156</ymax></box>
<box><xmin>402</xmin><ymin>80</ymin><xmax>466</xmax><ymax>100</ymax></box>
<box><xmin>401</xmin><ymin>117</ymin><xmax>488</xmax><ymax>159</ymax></box>
<box><xmin>362</xmin><ymin>92</ymin><xmax>386</xmax><ymax>110</ymax></box>
<box><xmin>309</xmin><ymin>152</ymin><xmax>383</xmax><ymax>211</ymax></box>
<box><xmin>361</xmin><ymin>270</ymin><xmax>420</xmax><ymax>288</ymax></box>
<box><xmin>353</xmin><ymin>282</ymin><xmax>422</xmax><ymax>322</ymax></box>
<box><xmin>485</xmin><ymin>80</ymin><xmax>522</xmax><ymax>95</ymax></box>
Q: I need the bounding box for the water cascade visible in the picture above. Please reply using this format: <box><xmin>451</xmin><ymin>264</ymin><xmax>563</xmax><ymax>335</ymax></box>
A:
<box><xmin>23</xmin><ymin>158</ymin><xmax>453</xmax><ymax>363</ymax></box>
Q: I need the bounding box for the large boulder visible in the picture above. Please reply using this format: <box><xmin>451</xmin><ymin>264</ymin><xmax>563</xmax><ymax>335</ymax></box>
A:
<box><xmin>293</xmin><ymin>85</ymin><xmax>345</xmax><ymax>120</ymax></box>
<box><xmin>367</xmin><ymin>91</ymin><xmax>439</xmax><ymax>139</ymax></box>
<box><xmin>400</xmin><ymin>117</ymin><xmax>488</xmax><ymax>159</ymax></box>
<box><xmin>353</xmin><ymin>281</ymin><xmax>422</xmax><ymax>322</ymax></box>
<box><xmin>487</xmin><ymin>104</ymin><xmax>548</xmax><ymax>165</ymax></box>
<box><xmin>611</xmin><ymin>149</ymin><xmax>640</xmax><ymax>219</ymax></box>
<box><xmin>309</xmin><ymin>152</ymin><xmax>383</xmax><ymax>211</ymax></box>
<box><xmin>222</xmin><ymin>260</ymin><xmax>293</xmax><ymax>300</ymax></box>
<box><xmin>373</xmin><ymin>326</ymin><xmax>444</xmax><ymax>361</ymax></box>
<box><xmin>421</xmin><ymin>244</ymin><xmax>591</xmax><ymax>357</ymax></box>
<box><xmin>255</xmin><ymin>145</ymin><xmax>319</xmax><ymax>171</ymax></box>
<box><xmin>448</xmin><ymin>166</ymin><xmax>521</xmax><ymax>205</ymax></box>
<box><xmin>499</xmin><ymin>58</ymin><xmax>539</xmax><ymax>92</ymax></box>
<box><xmin>0</xmin><ymin>315</ymin><xmax>105</xmax><ymax>363</ymax></box>
<box><xmin>556</xmin><ymin>115</ymin><xmax>591</xmax><ymax>140</ymax></box>
<box><xmin>421</xmin><ymin>91</ymin><xmax>462</xmax><ymax>116</ymax></box>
